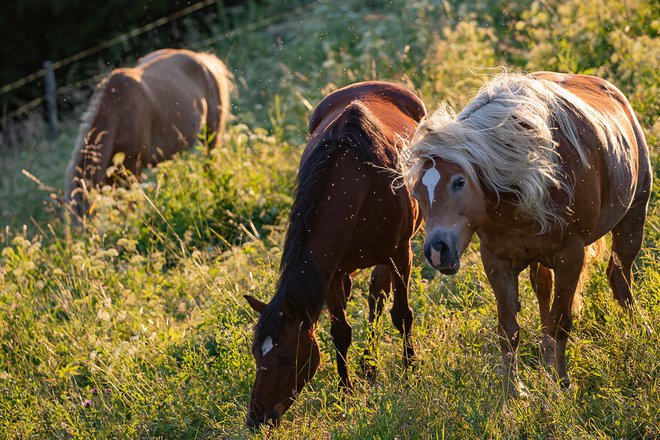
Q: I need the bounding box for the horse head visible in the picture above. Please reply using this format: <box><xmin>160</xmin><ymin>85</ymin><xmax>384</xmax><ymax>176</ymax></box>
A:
<box><xmin>410</xmin><ymin>159</ymin><xmax>487</xmax><ymax>274</ymax></box>
<box><xmin>244</xmin><ymin>295</ymin><xmax>321</xmax><ymax>429</ymax></box>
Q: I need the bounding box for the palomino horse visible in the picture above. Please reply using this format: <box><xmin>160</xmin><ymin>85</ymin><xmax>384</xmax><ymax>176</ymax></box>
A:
<box><xmin>244</xmin><ymin>81</ymin><xmax>426</xmax><ymax>427</ymax></box>
<box><xmin>404</xmin><ymin>72</ymin><xmax>652</xmax><ymax>395</ymax></box>
<box><xmin>65</xmin><ymin>48</ymin><xmax>231</xmax><ymax>216</ymax></box>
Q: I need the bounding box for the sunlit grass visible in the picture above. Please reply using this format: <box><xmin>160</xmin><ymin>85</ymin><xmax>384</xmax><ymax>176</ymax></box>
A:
<box><xmin>0</xmin><ymin>0</ymin><xmax>658</xmax><ymax>437</ymax></box>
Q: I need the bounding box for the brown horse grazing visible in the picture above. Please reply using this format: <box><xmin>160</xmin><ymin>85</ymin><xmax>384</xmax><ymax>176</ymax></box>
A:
<box><xmin>65</xmin><ymin>48</ymin><xmax>231</xmax><ymax>216</ymax></box>
<box><xmin>403</xmin><ymin>72</ymin><xmax>652</xmax><ymax>396</ymax></box>
<box><xmin>244</xmin><ymin>81</ymin><xmax>426</xmax><ymax>428</ymax></box>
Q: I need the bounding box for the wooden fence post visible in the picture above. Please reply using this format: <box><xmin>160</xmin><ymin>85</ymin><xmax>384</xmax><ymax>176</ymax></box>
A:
<box><xmin>43</xmin><ymin>60</ymin><xmax>60</xmax><ymax>139</ymax></box>
<box><xmin>0</xmin><ymin>101</ymin><xmax>6</xmax><ymax>148</ymax></box>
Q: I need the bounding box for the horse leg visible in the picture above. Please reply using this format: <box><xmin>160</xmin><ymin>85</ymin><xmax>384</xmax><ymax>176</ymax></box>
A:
<box><xmin>327</xmin><ymin>273</ymin><xmax>353</xmax><ymax>392</ymax></box>
<box><xmin>543</xmin><ymin>243</ymin><xmax>585</xmax><ymax>389</ymax></box>
<box><xmin>389</xmin><ymin>245</ymin><xmax>415</xmax><ymax>369</ymax></box>
<box><xmin>481</xmin><ymin>246</ymin><xmax>526</xmax><ymax>398</ymax></box>
<box><xmin>529</xmin><ymin>262</ymin><xmax>554</xmax><ymax>367</ymax></box>
<box><xmin>361</xmin><ymin>264</ymin><xmax>391</xmax><ymax>380</ymax></box>
<box><xmin>607</xmin><ymin>201</ymin><xmax>648</xmax><ymax>310</ymax></box>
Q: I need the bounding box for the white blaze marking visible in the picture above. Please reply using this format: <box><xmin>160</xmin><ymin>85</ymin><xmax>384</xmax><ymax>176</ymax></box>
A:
<box><xmin>422</xmin><ymin>168</ymin><xmax>441</xmax><ymax>208</ymax></box>
<box><xmin>261</xmin><ymin>336</ymin><xmax>274</xmax><ymax>356</ymax></box>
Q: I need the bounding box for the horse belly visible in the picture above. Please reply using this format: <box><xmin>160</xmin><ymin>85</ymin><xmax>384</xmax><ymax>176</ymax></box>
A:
<box><xmin>588</xmin><ymin>154</ymin><xmax>637</xmax><ymax>241</ymax></box>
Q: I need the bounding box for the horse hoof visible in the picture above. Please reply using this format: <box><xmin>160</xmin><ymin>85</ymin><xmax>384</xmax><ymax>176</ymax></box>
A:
<box><xmin>403</xmin><ymin>350</ymin><xmax>416</xmax><ymax>372</ymax></box>
<box><xmin>338</xmin><ymin>380</ymin><xmax>353</xmax><ymax>395</ymax></box>
<box><xmin>504</xmin><ymin>378</ymin><xmax>529</xmax><ymax>399</ymax></box>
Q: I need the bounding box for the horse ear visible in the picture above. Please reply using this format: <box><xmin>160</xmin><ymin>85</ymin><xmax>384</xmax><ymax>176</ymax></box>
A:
<box><xmin>244</xmin><ymin>295</ymin><xmax>267</xmax><ymax>314</ymax></box>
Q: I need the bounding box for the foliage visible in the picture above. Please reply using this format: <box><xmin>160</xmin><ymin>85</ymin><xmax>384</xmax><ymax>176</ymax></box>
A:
<box><xmin>517</xmin><ymin>0</ymin><xmax>659</xmax><ymax>133</ymax></box>
<box><xmin>0</xmin><ymin>0</ymin><xmax>223</xmax><ymax>109</ymax></box>
<box><xmin>1</xmin><ymin>0</ymin><xmax>658</xmax><ymax>438</ymax></box>
<box><xmin>86</xmin><ymin>124</ymin><xmax>296</xmax><ymax>259</ymax></box>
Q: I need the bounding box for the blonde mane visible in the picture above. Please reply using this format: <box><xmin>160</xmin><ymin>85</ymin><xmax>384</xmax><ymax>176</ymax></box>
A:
<box><xmin>64</xmin><ymin>76</ymin><xmax>110</xmax><ymax>201</ymax></box>
<box><xmin>403</xmin><ymin>73</ymin><xmax>613</xmax><ymax>232</ymax></box>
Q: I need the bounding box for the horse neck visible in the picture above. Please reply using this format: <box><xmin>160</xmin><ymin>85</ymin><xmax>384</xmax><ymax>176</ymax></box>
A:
<box><xmin>255</xmin><ymin>248</ymin><xmax>326</xmax><ymax>345</ymax></box>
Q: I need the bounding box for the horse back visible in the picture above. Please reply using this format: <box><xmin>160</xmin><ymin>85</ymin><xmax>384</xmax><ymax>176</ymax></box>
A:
<box><xmin>305</xmin><ymin>81</ymin><xmax>426</xmax><ymax>166</ymax></box>
<box><xmin>133</xmin><ymin>50</ymin><xmax>228</xmax><ymax>158</ymax></box>
<box><xmin>532</xmin><ymin>72</ymin><xmax>652</xmax><ymax>239</ymax></box>
<box><xmin>309</xmin><ymin>82</ymin><xmax>424</xmax><ymax>136</ymax></box>
<box><xmin>300</xmin><ymin>82</ymin><xmax>426</xmax><ymax>272</ymax></box>
<box><xmin>533</xmin><ymin>72</ymin><xmax>649</xmax><ymax>175</ymax></box>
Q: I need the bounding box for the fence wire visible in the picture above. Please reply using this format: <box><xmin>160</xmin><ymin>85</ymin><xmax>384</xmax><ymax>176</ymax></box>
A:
<box><xmin>0</xmin><ymin>0</ymin><xmax>218</xmax><ymax>97</ymax></box>
<box><xmin>1</xmin><ymin>0</ymin><xmax>315</xmax><ymax>122</ymax></box>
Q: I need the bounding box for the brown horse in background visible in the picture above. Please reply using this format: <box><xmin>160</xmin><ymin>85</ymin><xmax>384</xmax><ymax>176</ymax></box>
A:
<box><xmin>244</xmin><ymin>81</ymin><xmax>426</xmax><ymax>428</ymax></box>
<box><xmin>404</xmin><ymin>72</ymin><xmax>652</xmax><ymax>396</ymax></box>
<box><xmin>65</xmin><ymin>48</ymin><xmax>231</xmax><ymax>216</ymax></box>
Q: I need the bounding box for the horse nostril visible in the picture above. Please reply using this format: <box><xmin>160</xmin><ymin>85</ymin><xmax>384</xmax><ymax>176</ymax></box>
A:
<box><xmin>423</xmin><ymin>243</ymin><xmax>435</xmax><ymax>265</ymax></box>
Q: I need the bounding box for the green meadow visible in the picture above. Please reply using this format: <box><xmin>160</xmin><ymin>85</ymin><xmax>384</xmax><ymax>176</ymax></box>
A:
<box><xmin>0</xmin><ymin>0</ymin><xmax>658</xmax><ymax>437</ymax></box>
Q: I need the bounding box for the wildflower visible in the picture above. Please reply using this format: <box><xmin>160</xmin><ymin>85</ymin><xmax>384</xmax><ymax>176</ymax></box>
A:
<box><xmin>83</xmin><ymin>399</ymin><xmax>92</xmax><ymax>408</ymax></box>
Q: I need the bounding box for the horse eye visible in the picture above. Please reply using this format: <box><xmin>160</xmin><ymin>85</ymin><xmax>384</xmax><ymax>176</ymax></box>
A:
<box><xmin>453</xmin><ymin>177</ymin><xmax>466</xmax><ymax>190</ymax></box>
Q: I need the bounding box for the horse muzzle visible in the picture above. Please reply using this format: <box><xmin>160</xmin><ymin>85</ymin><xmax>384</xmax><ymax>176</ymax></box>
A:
<box><xmin>424</xmin><ymin>230</ymin><xmax>460</xmax><ymax>275</ymax></box>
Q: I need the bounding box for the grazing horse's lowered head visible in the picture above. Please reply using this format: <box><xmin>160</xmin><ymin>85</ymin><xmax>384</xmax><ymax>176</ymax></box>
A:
<box><xmin>64</xmin><ymin>48</ymin><xmax>231</xmax><ymax>218</ymax></box>
<box><xmin>403</xmin><ymin>72</ymin><xmax>652</xmax><ymax>395</ymax></box>
<box><xmin>243</xmin><ymin>250</ymin><xmax>327</xmax><ymax>427</ymax></box>
<box><xmin>244</xmin><ymin>290</ymin><xmax>322</xmax><ymax>428</ymax></box>
<box><xmin>244</xmin><ymin>81</ymin><xmax>426</xmax><ymax>428</ymax></box>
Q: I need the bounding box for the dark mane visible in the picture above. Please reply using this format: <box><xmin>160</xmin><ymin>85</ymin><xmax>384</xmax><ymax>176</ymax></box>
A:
<box><xmin>256</xmin><ymin>102</ymin><xmax>394</xmax><ymax>342</ymax></box>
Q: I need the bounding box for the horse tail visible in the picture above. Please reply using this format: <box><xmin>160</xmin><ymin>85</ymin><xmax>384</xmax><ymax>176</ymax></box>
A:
<box><xmin>289</xmin><ymin>102</ymin><xmax>391</xmax><ymax>243</ymax></box>
<box><xmin>196</xmin><ymin>52</ymin><xmax>232</xmax><ymax>148</ymax></box>
<box><xmin>334</xmin><ymin>102</ymin><xmax>395</xmax><ymax>167</ymax></box>
<box><xmin>269</xmin><ymin>104</ymin><xmax>388</xmax><ymax>335</ymax></box>
<box><xmin>573</xmin><ymin>237</ymin><xmax>608</xmax><ymax>313</ymax></box>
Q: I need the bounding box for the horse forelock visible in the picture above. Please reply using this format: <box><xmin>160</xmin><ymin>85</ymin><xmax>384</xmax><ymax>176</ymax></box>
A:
<box><xmin>403</xmin><ymin>73</ymin><xmax>617</xmax><ymax>232</ymax></box>
<box><xmin>64</xmin><ymin>76</ymin><xmax>110</xmax><ymax>200</ymax></box>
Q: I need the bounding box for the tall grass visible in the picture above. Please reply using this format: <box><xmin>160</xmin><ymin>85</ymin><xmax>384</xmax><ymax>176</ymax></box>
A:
<box><xmin>1</xmin><ymin>0</ymin><xmax>658</xmax><ymax>437</ymax></box>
